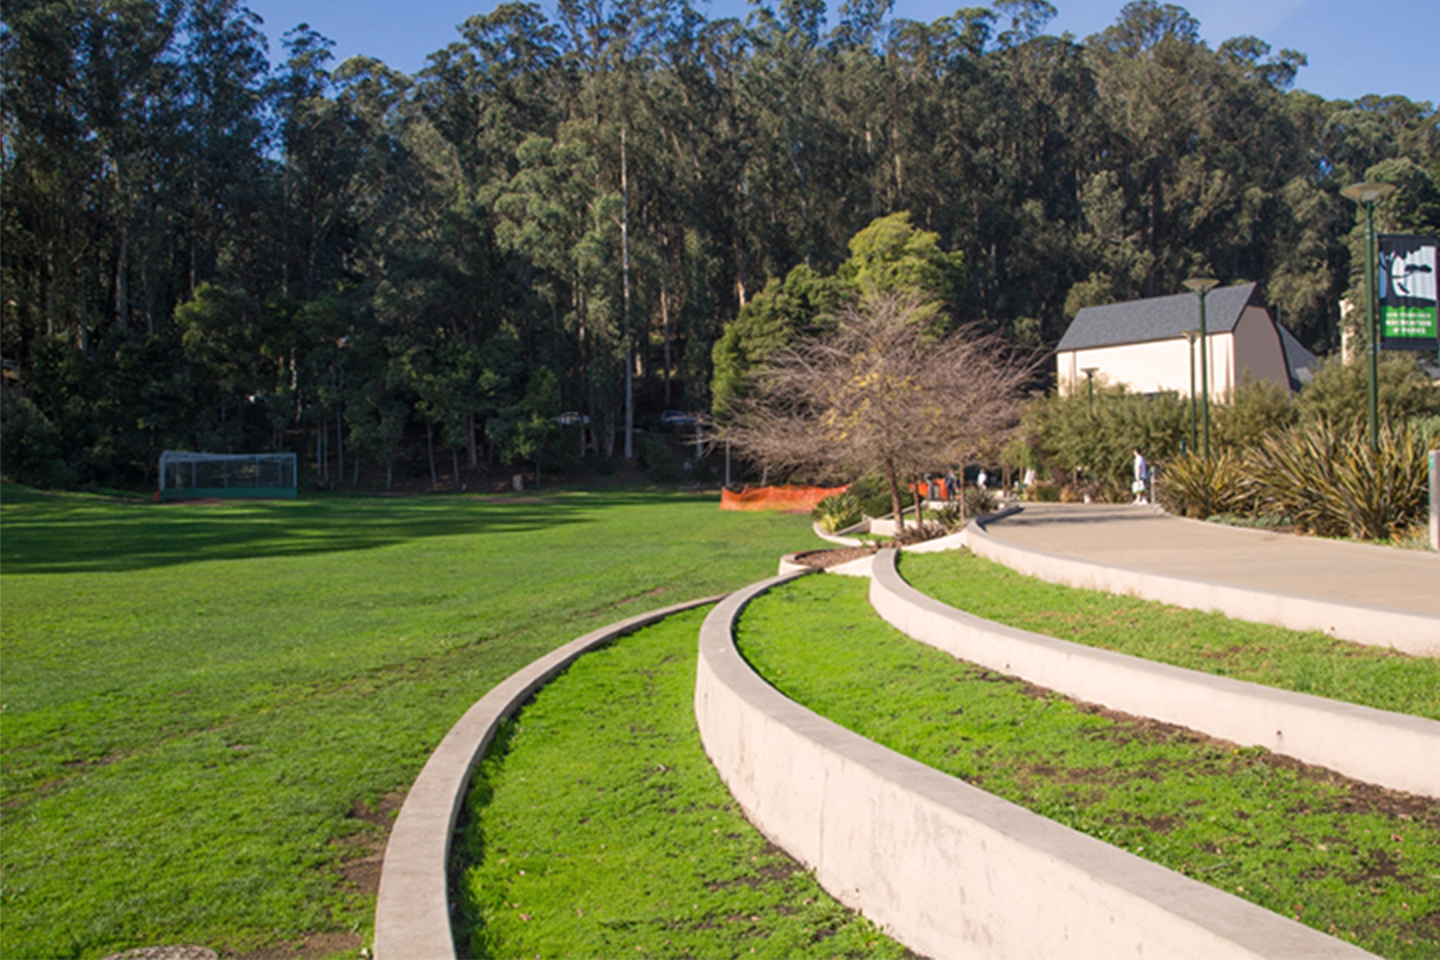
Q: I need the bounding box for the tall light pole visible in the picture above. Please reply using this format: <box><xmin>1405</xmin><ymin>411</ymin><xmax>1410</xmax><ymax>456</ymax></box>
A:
<box><xmin>1340</xmin><ymin>181</ymin><xmax>1397</xmax><ymax>451</ymax></box>
<box><xmin>1082</xmin><ymin>367</ymin><xmax>1099</xmax><ymax>414</ymax></box>
<box><xmin>1182</xmin><ymin>330</ymin><xmax>1199</xmax><ymax>454</ymax></box>
<box><xmin>1184</xmin><ymin>278</ymin><xmax>1219</xmax><ymax>459</ymax></box>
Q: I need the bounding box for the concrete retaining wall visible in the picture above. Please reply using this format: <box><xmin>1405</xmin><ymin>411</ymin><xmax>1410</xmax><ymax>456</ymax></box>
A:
<box><xmin>374</xmin><ymin>596</ymin><xmax>722</xmax><ymax>960</ymax></box>
<box><xmin>967</xmin><ymin>518</ymin><xmax>1440</xmax><ymax>656</ymax></box>
<box><xmin>695</xmin><ymin>574</ymin><xmax>1373</xmax><ymax>960</ymax></box>
<box><xmin>870</xmin><ymin>549</ymin><xmax>1440</xmax><ymax>798</ymax></box>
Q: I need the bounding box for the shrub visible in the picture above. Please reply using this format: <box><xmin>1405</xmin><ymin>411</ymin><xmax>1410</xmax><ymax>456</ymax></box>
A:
<box><xmin>1155</xmin><ymin>451</ymin><xmax>1253</xmax><ymax>519</ymax></box>
<box><xmin>935</xmin><ymin>502</ymin><xmax>966</xmax><ymax>532</ymax></box>
<box><xmin>1213</xmin><ymin>377</ymin><xmax>1297</xmax><ymax>453</ymax></box>
<box><xmin>812</xmin><ymin>492</ymin><xmax>863</xmax><ymax>533</ymax></box>
<box><xmin>638</xmin><ymin>433</ymin><xmax>680</xmax><ymax>481</ymax></box>
<box><xmin>894</xmin><ymin>520</ymin><xmax>946</xmax><ymax>544</ymax></box>
<box><xmin>1297</xmin><ymin>354</ymin><xmax>1440</xmax><ymax>426</ymax></box>
<box><xmin>846</xmin><ymin>472</ymin><xmax>898</xmax><ymax>518</ymax></box>
<box><xmin>1023</xmin><ymin>386</ymin><xmax>1187</xmax><ymax>493</ymax></box>
<box><xmin>963</xmin><ymin>485</ymin><xmax>998</xmax><ymax>517</ymax></box>
<box><xmin>1246</xmin><ymin>419</ymin><xmax>1431</xmax><ymax>541</ymax></box>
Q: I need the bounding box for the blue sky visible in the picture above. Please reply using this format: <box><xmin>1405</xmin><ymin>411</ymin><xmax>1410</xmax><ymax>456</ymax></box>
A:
<box><xmin>242</xmin><ymin>0</ymin><xmax>1437</xmax><ymax>104</ymax></box>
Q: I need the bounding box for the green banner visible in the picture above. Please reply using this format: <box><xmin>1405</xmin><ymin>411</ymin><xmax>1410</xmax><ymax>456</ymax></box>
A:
<box><xmin>1382</xmin><ymin>304</ymin><xmax>1438</xmax><ymax>339</ymax></box>
<box><xmin>1379</xmin><ymin>234</ymin><xmax>1438</xmax><ymax>350</ymax></box>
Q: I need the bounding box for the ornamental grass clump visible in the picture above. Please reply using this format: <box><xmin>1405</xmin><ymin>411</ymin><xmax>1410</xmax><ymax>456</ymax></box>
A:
<box><xmin>812</xmin><ymin>491</ymin><xmax>863</xmax><ymax>532</ymax></box>
<box><xmin>1247</xmin><ymin>419</ymin><xmax>1431</xmax><ymax>541</ymax></box>
<box><xmin>1156</xmin><ymin>450</ymin><xmax>1254</xmax><ymax>519</ymax></box>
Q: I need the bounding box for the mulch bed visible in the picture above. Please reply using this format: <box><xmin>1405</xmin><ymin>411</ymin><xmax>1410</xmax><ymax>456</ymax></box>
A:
<box><xmin>790</xmin><ymin>545</ymin><xmax>881</xmax><ymax>568</ymax></box>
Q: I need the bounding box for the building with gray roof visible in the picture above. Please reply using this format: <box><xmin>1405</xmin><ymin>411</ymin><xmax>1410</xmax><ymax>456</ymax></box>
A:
<box><xmin>1056</xmin><ymin>283</ymin><xmax>1317</xmax><ymax>399</ymax></box>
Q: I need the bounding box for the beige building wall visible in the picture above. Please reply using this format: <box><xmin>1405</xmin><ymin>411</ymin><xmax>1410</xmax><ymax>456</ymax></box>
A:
<box><xmin>1058</xmin><ymin>333</ymin><xmax>1234</xmax><ymax>400</ymax></box>
<box><xmin>1230</xmin><ymin>305</ymin><xmax>1290</xmax><ymax>393</ymax></box>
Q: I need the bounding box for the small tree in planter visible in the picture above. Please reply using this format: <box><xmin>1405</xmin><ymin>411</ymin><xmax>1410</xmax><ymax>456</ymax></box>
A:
<box><xmin>721</xmin><ymin>292</ymin><xmax>1034</xmax><ymax>523</ymax></box>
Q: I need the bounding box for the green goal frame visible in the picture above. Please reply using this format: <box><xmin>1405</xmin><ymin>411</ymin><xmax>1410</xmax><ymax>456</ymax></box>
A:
<box><xmin>158</xmin><ymin>450</ymin><xmax>297</xmax><ymax>501</ymax></box>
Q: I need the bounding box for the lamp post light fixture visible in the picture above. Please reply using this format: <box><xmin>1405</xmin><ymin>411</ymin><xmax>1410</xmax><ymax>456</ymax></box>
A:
<box><xmin>1182</xmin><ymin>330</ymin><xmax>1199</xmax><ymax>454</ymax></box>
<box><xmin>1082</xmin><ymin>367</ymin><xmax>1099</xmax><ymax>414</ymax></box>
<box><xmin>1183</xmin><ymin>277</ymin><xmax>1219</xmax><ymax>459</ymax></box>
<box><xmin>1340</xmin><ymin>181</ymin><xmax>1398</xmax><ymax>451</ymax></box>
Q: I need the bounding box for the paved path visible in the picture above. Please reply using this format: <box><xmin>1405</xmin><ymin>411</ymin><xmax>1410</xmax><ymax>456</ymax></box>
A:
<box><xmin>983</xmin><ymin>503</ymin><xmax>1440</xmax><ymax>618</ymax></box>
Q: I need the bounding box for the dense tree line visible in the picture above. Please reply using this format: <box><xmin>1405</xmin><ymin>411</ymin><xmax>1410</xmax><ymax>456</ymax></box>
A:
<box><xmin>3</xmin><ymin>0</ymin><xmax>1437</xmax><ymax>490</ymax></box>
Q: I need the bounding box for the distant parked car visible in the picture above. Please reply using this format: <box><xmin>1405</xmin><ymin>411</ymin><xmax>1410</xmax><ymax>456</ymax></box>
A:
<box><xmin>660</xmin><ymin>410</ymin><xmax>700</xmax><ymax>427</ymax></box>
<box><xmin>553</xmin><ymin>411</ymin><xmax>589</xmax><ymax>426</ymax></box>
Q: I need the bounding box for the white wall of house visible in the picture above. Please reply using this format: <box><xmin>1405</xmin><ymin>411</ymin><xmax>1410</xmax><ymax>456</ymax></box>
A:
<box><xmin>1058</xmin><ymin>333</ymin><xmax>1234</xmax><ymax>400</ymax></box>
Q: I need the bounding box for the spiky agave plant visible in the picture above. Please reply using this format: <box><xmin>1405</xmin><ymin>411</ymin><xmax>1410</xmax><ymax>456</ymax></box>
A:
<box><xmin>1155</xmin><ymin>451</ymin><xmax>1253</xmax><ymax>519</ymax></box>
<box><xmin>812</xmin><ymin>492</ymin><xmax>863</xmax><ymax>533</ymax></box>
<box><xmin>1247</xmin><ymin>419</ymin><xmax>1431</xmax><ymax>541</ymax></box>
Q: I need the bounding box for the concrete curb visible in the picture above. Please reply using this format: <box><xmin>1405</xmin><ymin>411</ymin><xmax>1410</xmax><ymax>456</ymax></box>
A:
<box><xmin>812</xmin><ymin>520</ymin><xmax>865</xmax><ymax>547</ymax></box>
<box><xmin>373</xmin><ymin>595</ymin><xmax>724</xmax><ymax>960</ymax></box>
<box><xmin>695</xmin><ymin>574</ymin><xmax>1375</xmax><ymax>960</ymax></box>
<box><xmin>871</xmin><ymin>549</ymin><xmax>1440</xmax><ymax>798</ymax></box>
<box><xmin>968</xmin><ymin>516</ymin><xmax>1440</xmax><ymax>656</ymax></box>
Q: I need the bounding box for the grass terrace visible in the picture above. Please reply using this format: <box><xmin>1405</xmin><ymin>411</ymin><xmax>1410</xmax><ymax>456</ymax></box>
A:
<box><xmin>0</xmin><ymin>485</ymin><xmax>813</xmax><ymax>958</ymax></box>
<box><xmin>452</xmin><ymin>606</ymin><xmax>907</xmax><ymax>958</ymax></box>
<box><xmin>735</xmin><ymin>574</ymin><xmax>1440</xmax><ymax>959</ymax></box>
<box><xmin>899</xmin><ymin>550</ymin><xmax>1440</xmax><ymax>720</ymax></box>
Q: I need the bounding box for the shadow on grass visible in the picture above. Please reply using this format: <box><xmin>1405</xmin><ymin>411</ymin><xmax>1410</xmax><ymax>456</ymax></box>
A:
<box><xmin>0</xmin><ymin>486</ymin><xmax>702</xmax><ymax>574</ymax></box>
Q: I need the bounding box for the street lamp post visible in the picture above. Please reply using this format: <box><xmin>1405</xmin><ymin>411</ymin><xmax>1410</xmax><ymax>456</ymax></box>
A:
<box><xmin>1182</xmin><ymin>330</ymin><xmax>1199</xmax><ymax>454</ymax></box>
<box><xmin>1183</xmin><ymin>278</ymin><xmax>1219</xmax><ymax>459</ymax></box>
<box><xmin>1082</xmin><ymin>367</ymin><xmax>1099</xmax><ymax>415</ymax></box>
<box><xmin>1340</xmin><ymin>181</ymin><xmax>1398</xmax><ymax>451</ymax></box>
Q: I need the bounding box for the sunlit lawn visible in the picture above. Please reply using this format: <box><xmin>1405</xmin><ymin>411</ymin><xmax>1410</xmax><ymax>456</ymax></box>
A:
<box><xmin>900</xmin><ymin>550</ymin><xmax>1440</xmax><ymax>720</ymax></box>
<box><xmin>0</xmin><ymin>484</ymin><xmax>813</xmax><ymax>959</ymax></box>
<box><xmin>737</xmin><ymin>574</ymin><xmax>1440</xmax><ymax>959</ymax></box>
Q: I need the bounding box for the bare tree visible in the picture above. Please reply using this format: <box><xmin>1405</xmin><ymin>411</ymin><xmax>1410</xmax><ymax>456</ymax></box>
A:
<box><xmin>722</xmin><ymin>292</ymin><xmax>1035</xmax><ymax>522</ymax></box>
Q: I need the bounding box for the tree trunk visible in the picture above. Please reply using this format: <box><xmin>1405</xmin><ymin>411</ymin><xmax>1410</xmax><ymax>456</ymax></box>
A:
<box><xmin>884</xmin><ymin>459</ymin><xmax>903</xmax><ymax>527</ymax></box>
<box><xmin>427</xmin><ymin>421</ymin><xmax>437</xmax><ymax>489</ymax></box>
<box><xmin>621</xmin><ymin>124</ymin><xmax>634</xmax><ymax>461</ymax></box>
<box><xmin>661</xmin><ymin>282</ymin><xmax>672</xmax><ymax>406</ymax></box>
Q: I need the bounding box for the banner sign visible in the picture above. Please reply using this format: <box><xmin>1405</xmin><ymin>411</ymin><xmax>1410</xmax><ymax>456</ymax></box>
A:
<box><xmin>1379</xmin><ymin>234</ymin><xmax>1438</xmax><ymax>350</ymax></box>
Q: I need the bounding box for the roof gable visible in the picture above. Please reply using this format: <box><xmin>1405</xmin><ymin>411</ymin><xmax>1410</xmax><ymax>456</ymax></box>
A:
<box><xmin>1058</xmin><ymin>283</ymin><xmax>1261</xmax><ymax>352</ymax></box>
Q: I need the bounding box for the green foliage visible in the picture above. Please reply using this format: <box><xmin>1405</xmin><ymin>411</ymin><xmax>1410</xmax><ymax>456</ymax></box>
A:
<box><xmin>1024</xmin><ymin>386</ymin><xmax>1187</xmax><ymax>496</ymax></box>
<box><xmin>454</xmin><ymin>609</ymin><xmax>907</xmax><ymax>958</ymax></box>
<box><xmin>1155</xmin><ymin>451</ymin><xmax>1254</xmax><ymax>519</ymax></box>
<box><xmin>739</xmin><ymin>574</ymin><xmax>1440</xmax><ymax>959</ymax></box>
<box><xmin>1213</xmin><ymin>377</ymin><xmax>1298</xmax><ymax>452</ymax></box>
<box><xmin>636</xmin><ymin>432</ymin><xmax>680</xmax><ymax>481</ymax></box>
<box><xmin>962</xmin><ymin>484</ymin><xmax>999</xmax><ymax>517</ymax></box>
<box><xmin>836</xmin><ymin>211</ymin><xmax>965</xmax><ymax>322</ymax></box>
<box><xmin>845</xmin><ymin>472</ymin><xmax>899</xmax><ymax>519</ymax></box>
<box><xmin>812</xmin><ymin>491</ymin><xmax>863</xmax><ymax>532</ymax></box>
<box><xmin>0</xmin><ymin>488</ymin><xmax>815</xmax><ymax>957</ymax></box>
<box><xmin>1297</xmin><ymin>354</ymin><xmax>1440</xmax><ymax>426</ymax></box>
<box><xmin>1247</xmin><ymin>419</ymin><xmax>1433</xmax><ymax>541</ymax></box>
<box><xmin>0</xmin><ymin>392</ymin><xmax>76</xmax><ymax>488</ymax></box>
<box><xmin>710</xmin><ymin>265</ymin><xmax>850</xmax><ymax>417</ymax></box>
<box><xmin>487</xmin><ymin>366</ymin><xmax>562</xmax><ymax>477</ymax></box>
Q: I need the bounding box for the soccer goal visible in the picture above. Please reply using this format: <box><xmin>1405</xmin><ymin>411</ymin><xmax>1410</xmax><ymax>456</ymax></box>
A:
<box><xmin>158</xmin><ymin>450</ymin><xmax>298</xmax><ymax>502</ymax></box>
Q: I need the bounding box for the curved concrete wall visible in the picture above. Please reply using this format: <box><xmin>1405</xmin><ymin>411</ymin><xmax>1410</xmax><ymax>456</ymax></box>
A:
<box><xmin>695</xmin><ymin>574</ymin><xmax>1373</xmax><ymax>960</ymax></box>
<box><xmin>967</xmin><ymin>519</ymin><xmax>1440</xmax><ymax>656</ymax></box>
<box><xmin>870</xmin><ymin>549</ymin><xmax>1440</xmax><ymax>798</ymax></box>
<box><xmin>374</xmin><ymin>596</ymin><xmax>722</xmax><ymax>960</ymax></box>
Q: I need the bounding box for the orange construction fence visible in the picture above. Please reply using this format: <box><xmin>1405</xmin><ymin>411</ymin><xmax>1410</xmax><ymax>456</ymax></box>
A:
<box><xmin>911</xmin><ymin>479</ymin><xmax>955</xmax><ymax>500</ymax></box>
<box><xmin>720</xmin><ymin>484</ymin><xmax>848</xmax><ymax>513</ymax></box>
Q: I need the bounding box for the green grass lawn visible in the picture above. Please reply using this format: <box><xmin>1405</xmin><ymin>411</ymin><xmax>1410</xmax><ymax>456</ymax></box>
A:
<box><xmin>453</xmin><ymin>606</ymin><xmax>907</xmax><ymax>959</ymax></box>
<box><xmin>735</xmin><ymin>574</ymin><xmax>1440</xmax><ymax>960</ymax></box>
<box><xmin>900</xmin><ymin>550</ymin><xmax>1440</xmax><ymax>720</ymax></box>
<box><xmin>0</xmin><ymin>484</ymin><xmax>814</xmax><ymax>959</ymax></box>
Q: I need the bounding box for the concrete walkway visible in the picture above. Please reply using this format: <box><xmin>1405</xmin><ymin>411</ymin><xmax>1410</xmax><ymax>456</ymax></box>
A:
<box><xmin>983</xmin><ymin>504</ymin><xmax>1440</xmax><ymax>618</ymax></box>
